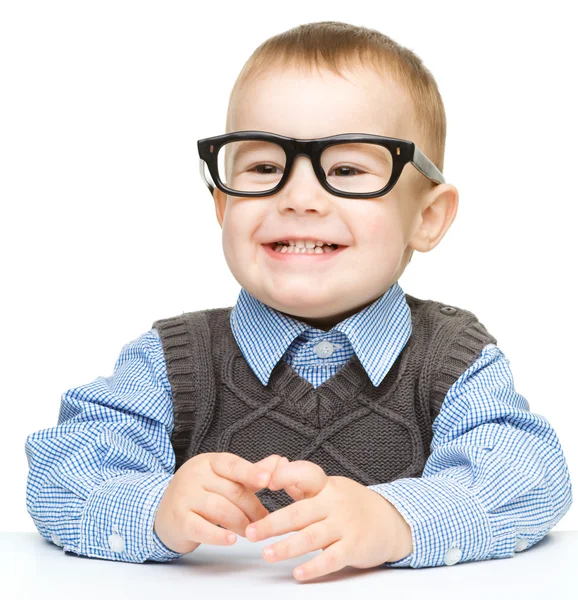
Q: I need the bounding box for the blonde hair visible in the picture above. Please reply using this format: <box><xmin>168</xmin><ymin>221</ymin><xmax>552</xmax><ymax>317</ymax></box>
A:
<box><xmin>225</xmin><ymin>20</ymin><xmax>447</xmax><ymax>180</ymax></box>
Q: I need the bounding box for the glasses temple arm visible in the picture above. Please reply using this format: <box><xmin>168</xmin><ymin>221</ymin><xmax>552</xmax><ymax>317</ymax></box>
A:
<box><xmin>199</xmin><ymin>158</ymin><xmax>215</xmax><ymax>194</ymax></box>
<box><xmin>412</xmin><ymin>146</ymin><xmax>445</xmax><ymax>184</ymax></box>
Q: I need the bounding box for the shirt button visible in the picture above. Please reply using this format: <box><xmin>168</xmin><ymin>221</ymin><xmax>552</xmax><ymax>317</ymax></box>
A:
<box><xmin>51</xmin><ymin>533</ymin><xmax>62</xmax><ymax>547</ymax></box>
<box><xmin>444</xmin><ymin>547</ymin><xmax>462</xmax><ymax>565</ymax></box>
<box><xmin>515</xmin><ymin>538</ymin><xmax>529</xmax><ymax>552</ymax></box>
<box><xmin>440</xmin><ymin>306</ymin><xmax>457</xmax><ymax>315</ymax></box>
<box><xmin>314</xmin><ymin>341</ymin><xmax>334</xmax><ymax>358</ymax></box>
<box><xmin>108</xmin><ymin>533</ymin><xmax>126</xmax><ymax>553</ymax></box>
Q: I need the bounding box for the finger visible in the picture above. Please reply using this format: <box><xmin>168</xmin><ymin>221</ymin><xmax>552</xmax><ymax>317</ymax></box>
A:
<box><xmin>212</xmin><ymin>452</ymin><xmax>273</xmax><ymax>490</ymax></box>
<box><xmin>206</xmin><ymin>454</ymin><xmax>283</xmax><ymax>524</ymax></box>
<box><xmin>193</xmin><ymin>490</ymin><xmax>257</xmax><ymax>538</ymax></box>
<box><xmin>204</xmin><ymin>474</ymin><xmax>271</xmax><ymax>526</ymax></box>
<box><xmin>262</xmin><ymin>520</ymin><xmax>335</xmax><ymax>563</ymax></box>
<box><xmin>268</xmin><ymin>457</ymin><xmax>303</xmax><ymax>500</ymax></box>
<box><xmin>244</xmin><ymin>454</ymin><xmax>285</xmax><ymax>493</ymax></box>
<box><xmin>255</xmin><ymin>454</ymin><xmax>284</xmax><ymax>470</ymax></box>
<box><xmin>183</xmin><ymin>509</ymin><xmax>239</xmax><ymax>546</ymax></box>
<box><xmin>268</xmin><ymin>459</ymin><xmax>327</xmax><ymax>499</ymax></box>
<box><xmin>292</xmin><ymin>540</ymin><xmax>348</xmax><ymax>582</ymax></box>
<box><xmin>246</xmin><ymin>496</ymin><xmax>325</xmax><ymax>542</ymax></box>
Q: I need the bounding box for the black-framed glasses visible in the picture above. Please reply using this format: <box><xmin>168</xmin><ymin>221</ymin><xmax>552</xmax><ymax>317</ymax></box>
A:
<box><xmin>197</xmin><ymin>130</ymin><xmax>445</xmax><ymax>199</ymax></box>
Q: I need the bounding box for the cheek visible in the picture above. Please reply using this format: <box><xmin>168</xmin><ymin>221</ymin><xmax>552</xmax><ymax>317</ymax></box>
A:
<box><xmin>220</xmin><ymin>211</ymin><xmax>243</xmax><ymax>266</ymax></box>
<box><xmin>222</xmin><ymin>202</ymin><xmax>249</xmax><ymax>243</ymax></box>
<box><xmin>362</xmin><ymin>211</ymin><xmax>403</xmax><ymax>249</ymax></box>
<box><xmin>221</xmin><ymin>201</ymin><xmax>264</xmax><ymax>259</ymax></box>
<box><xmin>366</xmin><ymin>218</ymin><xmax>383</xmax><ymax>239</ymax></box>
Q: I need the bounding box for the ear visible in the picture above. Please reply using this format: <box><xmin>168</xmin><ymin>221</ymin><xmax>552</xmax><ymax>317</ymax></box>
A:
<box><xmin>214</xmin><ymin>187</ymin><xmax>227</xmax><ymax>228</ymax></box>
<box><xmin>408</xmin><ymin>183</ymin><xmax>459</xmax><ymax>253</ymax></box>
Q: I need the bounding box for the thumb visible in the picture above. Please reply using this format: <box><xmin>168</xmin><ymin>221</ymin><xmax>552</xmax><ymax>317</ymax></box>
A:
<box><xmin>243</xmin><ymin>454</ymin><xmax>285</xmax><ymax>492</ymax></box>
<box><xmin>268</xmin><ymin>457</ymin><xmax>305</xmax><ymax>501</ymax></box>
<box><xmin>255</xmin><ymin>454</ymin><xmax>284</xmax><ymax>473</ymax></box>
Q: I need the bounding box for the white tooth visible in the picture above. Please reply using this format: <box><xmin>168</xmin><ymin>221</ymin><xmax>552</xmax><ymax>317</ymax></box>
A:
<box><xmin>280</xmin><ymin>245</ymin><xmax>288</xmax><ymax>253</ymax></box>
<box><xmin>314</xmin><ymin>246</ymin><xmax>323</xmax><ymax>254</ymax></box>
<box><xmin>295</xmin><ymin>240</ymin><xmax>305</xmax><ymax>248</ymax></box>
<box><xmin>289</xmin><ymin>240</ymin><xmax>296</xmax><ymax>246</ymax></box>
<box><xmin>315</xmin><ymin>241</ymin><xmax>324</xmax><ymax>246</ymax></box>
<box><xmin>305</xmin><ymin>240</ymin><xmax>316</xmax><ymax>248</ymax></box>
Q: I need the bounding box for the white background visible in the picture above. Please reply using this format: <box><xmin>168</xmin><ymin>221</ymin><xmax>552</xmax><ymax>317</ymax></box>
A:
<box><xmin>1</xmin><ymin>0</ymin><xmax>576</xmax><ymax>533</ymax></box>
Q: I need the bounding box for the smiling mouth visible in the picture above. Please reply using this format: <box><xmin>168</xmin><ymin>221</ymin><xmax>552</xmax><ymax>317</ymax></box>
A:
<box><xmin>264</xmin><ymin>242</ymin><xmax>342</xmax><ymax>253</ymax></box>
<box><xmin>261</xmin><ymin>242</ymin><xmax>349</xmax><ymax>262</ymax></box>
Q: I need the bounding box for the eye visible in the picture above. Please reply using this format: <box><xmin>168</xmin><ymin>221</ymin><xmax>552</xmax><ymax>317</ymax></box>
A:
<box><xmin>328</xmin><ymin>165</ymin><xmax>365</xmax><ymax>177</ymax></box>
<box><xmin>250</xmin><ymin>164</ymin><xmax>283</xmax><ymax>175</ymax></box>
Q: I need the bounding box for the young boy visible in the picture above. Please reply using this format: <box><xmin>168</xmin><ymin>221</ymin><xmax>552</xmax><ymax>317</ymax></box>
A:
<box><xmin>25</xmin><ymin>21</ymin><xmax>572</xmax><ymax>582</ymax></box>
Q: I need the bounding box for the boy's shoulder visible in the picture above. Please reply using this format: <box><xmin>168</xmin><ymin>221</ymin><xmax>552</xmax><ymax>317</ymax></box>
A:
<box><xmin>405</xmin><ymin>292</ymin><xmax>482</xmax><ymax>320</ymax></box>
<box><xmin>404</xmin><ymin>292</ymin><xmax>497</xmax><ymax>345</ymax></box>
<box><xmin>405</xmin><ymin>293</ymin><xmax>498</xmax><ymax>413</ymax></box>
<box><xmin>151</xmin><ymin>305</ymin><xmax>234</xmax><ymax>333</ymax></box>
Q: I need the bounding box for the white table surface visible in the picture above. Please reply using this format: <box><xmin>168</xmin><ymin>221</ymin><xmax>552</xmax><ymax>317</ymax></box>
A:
<box><xmin>2</xmin><ymin>530</ymin><xmax>577</xmax><ymax>599</ymax></box>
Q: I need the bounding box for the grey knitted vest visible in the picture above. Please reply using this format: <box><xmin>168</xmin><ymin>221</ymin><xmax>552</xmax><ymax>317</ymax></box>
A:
<box><xmin>152</xmin><ymin>294</ymin><xmax>496</xmax><ymax>513</ymax></box>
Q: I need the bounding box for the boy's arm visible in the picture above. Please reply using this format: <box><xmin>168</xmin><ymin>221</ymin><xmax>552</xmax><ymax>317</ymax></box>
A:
<box><xmin>24</xmin><ymin>328</ymin><xmax>184</xmax><ymax>563</ymax></box>
<box><xmin>368</xmin><ymin>343</ymin><xmax>573</xmax><ymax>568</ymax></box>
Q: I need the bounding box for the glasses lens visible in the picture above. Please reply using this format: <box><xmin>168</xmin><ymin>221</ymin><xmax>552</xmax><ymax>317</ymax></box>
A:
<box><xmin>321</xmin><ymin>143</ymin><xmax>393</xmax><ymax>194</ymax></box>
<box><xmin>217</xmin><ymin>139</ymin><xmax>286</xmax><ymax>193</ymax></box>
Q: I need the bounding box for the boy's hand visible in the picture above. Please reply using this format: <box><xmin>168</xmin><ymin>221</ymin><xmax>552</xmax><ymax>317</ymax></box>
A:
<box><xmin>154</xmin><ymin>452</ymin><xmax>283</xmax><ymax>554</ymax></box>
<box><xmin>245</xmin><ymin>457</ymin><xmax>414</xmax><ymax>582</ymax></box>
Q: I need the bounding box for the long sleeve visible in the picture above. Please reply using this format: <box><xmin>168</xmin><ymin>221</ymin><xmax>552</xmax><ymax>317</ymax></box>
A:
<box><xmin>24</xmin><ymin>328</ymin><xmax>184</xmax><ymax>563</ymax></box>
<box><xmin>367</xmin><ymin>343</ymin><xmax>573</xmax><ymax>568</ymax></box>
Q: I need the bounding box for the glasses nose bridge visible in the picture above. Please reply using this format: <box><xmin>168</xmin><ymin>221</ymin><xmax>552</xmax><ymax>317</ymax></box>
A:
<box><xmin>289</xmin><ymin>139</ymin><xmax>319</xmax><ymax>175</ymax></box>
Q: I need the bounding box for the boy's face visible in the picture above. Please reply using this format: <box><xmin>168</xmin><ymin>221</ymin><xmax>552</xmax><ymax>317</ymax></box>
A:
<box><xmin>214</xmin><ymin>64</ymin><xmax>457</xmax><ymax>332</ymax></box>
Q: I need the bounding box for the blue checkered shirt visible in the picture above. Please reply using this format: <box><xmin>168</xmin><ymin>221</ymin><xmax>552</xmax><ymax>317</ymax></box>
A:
<box><xmin>25</xmin><ymin>281</ymin><xmax>573</xmax><ymax>567</ymax></box>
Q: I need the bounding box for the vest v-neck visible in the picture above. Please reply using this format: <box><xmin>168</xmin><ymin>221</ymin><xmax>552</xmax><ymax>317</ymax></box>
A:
<box><xmin>223</xmin><ymin>312</ymin><xmax>372</xmax><ymax>429</ymax></box>
<box><xmin>269</xmin><ymin>350</ymin><xmax>368</xmax><ymax>397</ymax></box>
<box><xmin>225</xmin><ymin>310</ymin><xmax>369</xmax><ymax>400</ymax></box>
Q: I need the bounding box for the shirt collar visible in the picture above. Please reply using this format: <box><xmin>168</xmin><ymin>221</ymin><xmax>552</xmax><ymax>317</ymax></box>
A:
<box><xmin>230</xmin><ymin>281</ymin><xmax>412</xmax><ymax>388</ymax></box>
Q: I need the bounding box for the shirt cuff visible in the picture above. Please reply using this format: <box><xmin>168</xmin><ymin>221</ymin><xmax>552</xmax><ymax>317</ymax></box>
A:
<box><xmin>147</xmin><ymin>528</ymin><xmax>185</xmax><ymax>562</ymax></box>
<box><xmin>367</xmin><ymin>476</ymin><xmax>494</xmax><ymax>568</ymax></box>
<box><xmin>77</xmin><ymin>471</ymin><xmax>184</xmax><ymax>563</ymax></box>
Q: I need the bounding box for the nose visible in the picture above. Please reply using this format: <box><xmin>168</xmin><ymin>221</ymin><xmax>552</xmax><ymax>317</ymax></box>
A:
<box><xmin>277</xmin><ymin>154</ymin><xmax>330</xmax><ymax>213</ymax></box>
<box><xmin>288</xmin><ymin>154</ymin><xmax>318</xmax><ymax>182</ymax></box>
